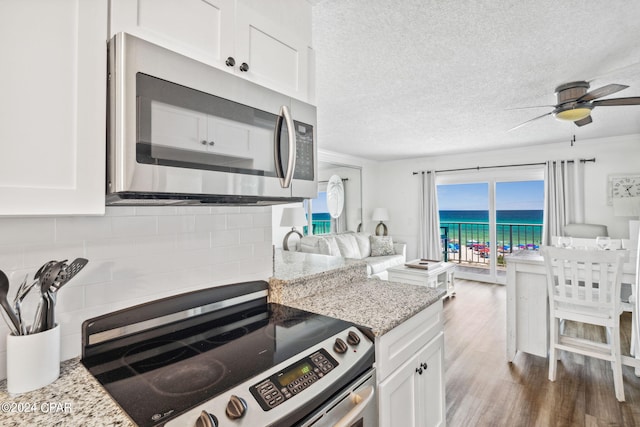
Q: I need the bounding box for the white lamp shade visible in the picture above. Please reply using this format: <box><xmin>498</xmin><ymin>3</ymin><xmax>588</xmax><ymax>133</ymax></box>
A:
<box><xmin>280</xmin><ymin>207</ymin><xmax>308</xmax><ymax>227</ymax></box>
<box><xmin>372</xmin><ymin>208</ymin><xmax>389</xmax><ymax>222</ymax></box>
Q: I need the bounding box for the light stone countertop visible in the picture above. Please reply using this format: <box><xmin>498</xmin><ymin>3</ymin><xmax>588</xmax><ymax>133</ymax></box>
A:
<box><xmin>0</xmin><ymin>357</ymin><xmax>133</xmax><ymax>427</ymax></box>
<box><xmin>284</xmin><ymin>278</ymin><xmax>444</xmax><ymax>336</ymax></box>
<box><xmin>269</xmin><ymin>250</ymin><xmax>368</xmax><ymax>304</ymax></box>
<box><xmin>272</xmin><ymin>250</ymin><xmax>366</xmax><ymax>282</ymax></box>
<box><xmin>0</xmin><ymin>252</ymin><xmax>440</xmax><ymax>426</ymax></box>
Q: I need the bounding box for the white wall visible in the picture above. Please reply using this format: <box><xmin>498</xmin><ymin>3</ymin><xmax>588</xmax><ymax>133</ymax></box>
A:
<box><xmin>0</xmin><ymin>206</ymin><xmax>272</xmax><ymax>379</ymax></box>
<box><xmin>363</xmin><ymin>134</ymin><xmax>640</xmax><ymax>260</ymax></box>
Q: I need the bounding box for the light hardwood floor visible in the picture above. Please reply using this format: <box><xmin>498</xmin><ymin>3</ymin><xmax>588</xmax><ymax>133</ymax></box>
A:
<box><xmin>443</xmin><ymin>279</ymin><xmax>640</xmax><ymax>426</ymax></box>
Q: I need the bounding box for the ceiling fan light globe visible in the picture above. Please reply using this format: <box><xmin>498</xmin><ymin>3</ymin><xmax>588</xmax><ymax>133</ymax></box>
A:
<box><xmin>554</xmin><ymin>107</ymin><xmax>592</xmax><ymax>122</ymax></box>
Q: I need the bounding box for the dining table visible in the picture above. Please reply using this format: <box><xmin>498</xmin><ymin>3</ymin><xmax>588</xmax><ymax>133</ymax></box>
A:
<box><xmin>505</xmin><ymin>248</ymin><xmax>640</xmax><ymax>375</ymax></box>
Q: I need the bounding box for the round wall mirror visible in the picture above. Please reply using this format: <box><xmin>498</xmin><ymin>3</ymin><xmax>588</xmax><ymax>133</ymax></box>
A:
<box><xmin>326</xmin><ymin>175</ymin><xmax>344</xmax><ymax>218</ymax></box>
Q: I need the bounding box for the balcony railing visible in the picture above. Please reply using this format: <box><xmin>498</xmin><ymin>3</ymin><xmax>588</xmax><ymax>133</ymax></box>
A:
<box><xmin>440</xmin><ymin>222</ymin><xmax>542</xmax><ymax>269</ymax></box>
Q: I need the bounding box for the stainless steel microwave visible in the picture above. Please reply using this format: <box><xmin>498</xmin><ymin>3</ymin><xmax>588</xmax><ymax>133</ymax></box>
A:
<box><xmin>106</xmin><ymin>33</ymin><xmax>317</xmax><ymax>205</ymax></box>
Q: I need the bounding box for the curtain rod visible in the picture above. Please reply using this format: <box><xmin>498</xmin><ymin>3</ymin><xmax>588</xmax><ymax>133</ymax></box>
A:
<box><xmin>411</xmin><ymin>158</ymin><xmax>596</xmax><ymax>175</ymax></box>
<box><xmin>319</xmin><ymin>178</ymin><xmax>349</xmax><ymax>183</ymax></box>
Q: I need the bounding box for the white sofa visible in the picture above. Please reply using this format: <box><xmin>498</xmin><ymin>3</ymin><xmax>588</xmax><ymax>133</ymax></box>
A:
<box><xmin>299</xmin><ymin>232</ymin><xmax>406</xmax><ymax>277</ymax></box>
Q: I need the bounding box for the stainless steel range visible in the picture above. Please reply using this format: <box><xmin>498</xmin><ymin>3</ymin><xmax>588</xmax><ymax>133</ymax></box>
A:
<box><xmin>81</xmin><ymin>281</ymin><xmax>376</xmax><ymax>426</ymax></box>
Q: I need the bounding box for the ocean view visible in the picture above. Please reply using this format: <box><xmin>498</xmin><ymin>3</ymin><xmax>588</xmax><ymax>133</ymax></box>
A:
<box><xmin>440</xmin><ymin>209</ymin><xmax>543</xmax><ymax>247</ymax></box>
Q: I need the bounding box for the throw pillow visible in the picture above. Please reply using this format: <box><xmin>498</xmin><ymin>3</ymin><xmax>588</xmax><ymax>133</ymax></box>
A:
<box><xmin>370</xmin><ymin>235</ymin><xmax>394</xmax><ymax>256</ymax></box>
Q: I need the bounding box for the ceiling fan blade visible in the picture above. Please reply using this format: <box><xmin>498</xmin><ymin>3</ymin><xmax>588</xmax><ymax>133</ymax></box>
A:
<box><xmin>574</xmin><ymin>115</ymin><xmax>592</xmax><ymax>127</ymax></box>
<box><xmin>592</xmin><ymin>96</ymin><xmax>640</xmax><ymax>106</ymax></box>
<box><xmin>508</xmin><ymin>112</ymin><xmax>553</xmax><ymax>132</ymax></box>
<box><xmin>577</xmin><ymin>84</ymin><xmax>628</xmax><ymax>102</ymax></box>
<box><xmin>505</xmin><ymin>105</ymin><xmax>555</xmax><ymax>111</ymax></box>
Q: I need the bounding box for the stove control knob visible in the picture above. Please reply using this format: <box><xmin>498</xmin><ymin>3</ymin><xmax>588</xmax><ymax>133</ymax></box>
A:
<box><xmin>226</xmin><ymin>395</ymin><xmax>247</xmax><ymax>420</ymax></box>
<box><xmin>347</xmin><ymin>331</ymin><xmax>361</xmax><ymax>346</ymax></box>
<box><xmin>334</xmin><ymin>338</ymin><xmax>348</xmax><ymax>354</ymax></box>
<box><xmin>196</xmin><ymin>411</ymin><xmax>218</xmax><ymax>427</ymax></box>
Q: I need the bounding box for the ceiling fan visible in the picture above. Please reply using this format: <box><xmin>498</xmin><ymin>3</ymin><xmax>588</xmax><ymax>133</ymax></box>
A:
<box><xmin>510</xmin><ymin>81</ymin><xmax>640</xmax><ymax>131</ymax></box>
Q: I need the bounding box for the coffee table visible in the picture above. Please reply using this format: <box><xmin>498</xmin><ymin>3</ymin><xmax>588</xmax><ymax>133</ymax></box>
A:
<box><xmin>387</xmin><ymin>261</ymin><xmax>456</xmax><ymax>299</ymax></box>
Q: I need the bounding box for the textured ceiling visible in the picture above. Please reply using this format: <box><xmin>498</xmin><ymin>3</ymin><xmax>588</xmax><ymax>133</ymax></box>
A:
<box><xmin>311</xmin><ymin>0</ymin><xmax>640</xmax><ymax>161</ymax></box>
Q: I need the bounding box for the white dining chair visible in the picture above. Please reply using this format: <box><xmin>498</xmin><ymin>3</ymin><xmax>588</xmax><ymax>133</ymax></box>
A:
<box><xmin>541</xmin><ymin>246</ymin><xmax>626</xmax><ymax>402</ymax></box>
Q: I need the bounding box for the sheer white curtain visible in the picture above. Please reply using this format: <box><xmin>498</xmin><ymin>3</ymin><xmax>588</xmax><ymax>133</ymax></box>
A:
<box><xmin>419</xmin><ymin>171</ymin><xmax>443</xmax><ymax>260</ymax></box>
<box><xmin>543</xmin><ymin>159</ymin><xmax>585</xmax><ymax>245</ymax></box>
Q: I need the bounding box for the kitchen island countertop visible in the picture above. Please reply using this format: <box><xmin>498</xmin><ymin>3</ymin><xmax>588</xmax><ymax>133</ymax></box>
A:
<box><xmin>285</xmin><ymin>278</ymin><xmax>444</xmax><ymax>336</ymax></box>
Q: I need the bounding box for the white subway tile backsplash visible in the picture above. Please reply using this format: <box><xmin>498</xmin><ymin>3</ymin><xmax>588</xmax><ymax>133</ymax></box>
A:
<box><xmin>0</xmin><ymin>206</ymin><xmax>273</xmax><ymax>378</ymax></box>
<box><xmin>22</xmin><ymin>242</ymin><xmax>85</xmax><ymax>269</ymax></box>
<box><xmin>111</xmin><ymin>215</ymin><xmax>158</xmax><ymax>237</ymax></box>
<box><xmin>195</xmin><ymin>214</ymin><xmax>227</xmax><ymax>232</ymax></box>
<box><xmin>211</xmin><ymin>229</ymin><xmax>240</xmax><ymax>248</ymax></box>
<box><xmin>227</xmin><ymin>213</ymin><xmax>254</xmax><ymax>229</ymax></box>
<box><xmin>158</xmin><ymin>215</ymin><xmax>196</xmax><ymax>234</ymax></box>
<box><xmin>0</xmin><ymin>217</ymin><xmax>55</xmax><ymax>245</ymax></box>
<box><xmin>239</xmin><ymin>228</ymin><xmax>266</xmax><ymax>244</ymax></box>
<box><xmin>55</xmin><ymin>216</ymin><xmax>112</xmax><ymax>243</ymax></box>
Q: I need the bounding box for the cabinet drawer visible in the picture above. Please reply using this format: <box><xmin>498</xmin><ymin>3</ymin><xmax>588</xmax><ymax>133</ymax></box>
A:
<box><xmin>376</xmin><ymin>299</ymin><xmax>443</xmax><ymax>382</ymax></box>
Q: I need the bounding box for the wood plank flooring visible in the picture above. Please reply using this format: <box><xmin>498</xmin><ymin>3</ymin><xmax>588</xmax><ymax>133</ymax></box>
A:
<box><xmin>443</xmin><ymin>279</ymin><xmax>640</xmax><ymax>427</ymax></box>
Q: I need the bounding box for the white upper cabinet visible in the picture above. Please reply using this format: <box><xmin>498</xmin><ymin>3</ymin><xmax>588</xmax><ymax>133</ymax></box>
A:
<box><xmin>0</xmin><ymin>0</ymin><xmax>107</xmax><ymax>215</ymax></box>
<box><xmin>110</xmin><ymin>0</ymin><xmax>235</xmax><ymax>71</ymax></box>
<box><xmin>109</xmin><ymin>0</ymin><xmax>313</xmax><ymax>102</ymax></box>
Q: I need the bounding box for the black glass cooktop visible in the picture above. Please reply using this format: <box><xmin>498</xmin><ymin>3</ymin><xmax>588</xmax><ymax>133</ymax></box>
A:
<box><xmin>82</xmin><ymin>301</ymin><xmax>354</xmax><ymax>427</ymax></box>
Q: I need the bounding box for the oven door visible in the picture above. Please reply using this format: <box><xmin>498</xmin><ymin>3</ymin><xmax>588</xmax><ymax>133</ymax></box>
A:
<box><xmin>299</xmin><ymin>368</ymin><xmax>377</xmax><ymax>427</ymax></box>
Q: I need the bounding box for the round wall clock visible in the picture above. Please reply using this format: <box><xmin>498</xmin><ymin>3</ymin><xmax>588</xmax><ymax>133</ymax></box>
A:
<box><xmin>608</xmin><ymin>174</ymin><xmax>640</xmax><ymax>205</ymax></box>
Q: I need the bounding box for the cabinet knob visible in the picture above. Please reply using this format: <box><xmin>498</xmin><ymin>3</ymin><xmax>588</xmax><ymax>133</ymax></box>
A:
<box><xmin>225</xmin><ymin>57</ymin><xmax>236</xmax><ymax>67</ymax></box>
<box><xmin>209</xmin><ymin>141</ymin><xmax>215</xmax><ymax>146</ymax></box>
<box><xmin>239</xmin><ymin>62</ymin><xmax>249</xmax><ymax>72</ymax></box>
<box><xmin>421</xmin><ymin>362</ymin><xmax>428</xmax><ymax>370</ymax></box>
<box><xmin>201</xmin><ymin>140</ymin><xmax>208</xmax><ymax>145</ymax></box>
<box><xmin>415</xmin><ymin>367</ymin><xmax>423</xmax><ymax>375</ymax></box>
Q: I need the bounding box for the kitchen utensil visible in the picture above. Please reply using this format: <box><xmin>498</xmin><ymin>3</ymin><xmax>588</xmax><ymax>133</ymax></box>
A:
<box><xmin>51</xmin><ymin>258</ymin><xmax>88</xmax><ymax>292</ymax></box>
<box><xmin>0</xmin><ymin>270</ymin><xmax>21</xmax><ymax>335</ymax></box>
<box><xmin>35</xmin><ymin>260</ymin><xmax>56</xmax><ymax>280</ymax></box>
<box><xmin>13</xmin><ymin>274</ymin><xmax>34</xmax><ymax>335</ymax></box>
<box><xmin>32</xmin><ymin>261</ymin><xmax>66</xmax><ymax>334</ymax></box>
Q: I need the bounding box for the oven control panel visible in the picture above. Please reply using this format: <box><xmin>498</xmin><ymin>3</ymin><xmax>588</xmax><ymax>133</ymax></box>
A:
<box><xmin>250</xmin><ymin>348</ymin><xmax>338</xmax><ymax>411</ymax></box>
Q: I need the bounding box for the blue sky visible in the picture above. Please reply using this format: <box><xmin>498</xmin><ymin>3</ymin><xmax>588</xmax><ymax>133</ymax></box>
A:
<box><xmin>438</xmin><ymin>181</ymin><xmax>544</xmax><ymax>210</ymax></box>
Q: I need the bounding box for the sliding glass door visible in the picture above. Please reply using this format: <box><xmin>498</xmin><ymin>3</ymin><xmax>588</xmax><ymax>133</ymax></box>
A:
<box><xmin>437</xmin><ymin>167</ymin><xmax>544</xmax><ymax>284</ymax></box>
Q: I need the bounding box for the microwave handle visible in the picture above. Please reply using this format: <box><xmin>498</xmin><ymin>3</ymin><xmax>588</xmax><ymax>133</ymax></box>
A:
<box><xmin>274</xmin><ymin>105</ymin><xmax>296</xmax><ymax>188</ymax></box>
<box><xmin>333</xmin><ymin>385</ymin><xmax>375</xmax><ymax>427</ymax></box>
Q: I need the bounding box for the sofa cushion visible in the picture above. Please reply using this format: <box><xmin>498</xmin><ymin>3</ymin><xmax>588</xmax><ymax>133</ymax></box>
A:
<box><xmin>365</xmin><ymin>254</ymin><xmax>405</xmax><ymax>274</ymax></box>
<box><xmin>299</xmin><ymin>235</ymin><xmax>323</xmax><ymax>254</ymax></box>
<box><xmin>370</xmin><ymin>235</ymin><xmax>395</xmax><ymax>256</ymax></box>
<box><xmin>321</xmin><ymin>236</ymin><xmax>341</xmax><ymax>256</ymax></box>
<box><xmin>353</xmin><ymin>233</ymin><xmax>372</xmax><ymax>259</ymax></box>
<box><xmin>334</xmin><ymin>234</ymin><xmax>361</xmax><ymax>259</ymax></box>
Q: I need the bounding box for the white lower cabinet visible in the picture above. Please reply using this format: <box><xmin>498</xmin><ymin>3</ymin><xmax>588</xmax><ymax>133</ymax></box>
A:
<box><xmin>376</xmin><ymin>301</ymin><xmax>446</xmax><ymax>427</ymax></box>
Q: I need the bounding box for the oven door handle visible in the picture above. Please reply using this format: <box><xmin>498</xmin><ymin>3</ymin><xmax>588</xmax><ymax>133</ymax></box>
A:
<box><xmin>333</xmin><ymin>385</ymin><xmax>375</xmax><ymax>427</ymax></box>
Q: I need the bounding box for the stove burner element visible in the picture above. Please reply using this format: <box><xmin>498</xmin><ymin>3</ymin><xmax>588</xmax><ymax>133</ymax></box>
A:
<box><xmin>124</xmin><ymin>340</ymin><xmax>197</xmax><ymax>373</ymax></box>
<box><xmin>148</xmin><ymin>358</ymin><xmax>226</xmax><ymax>396</ymax></box>
<box><xmin>205</xmin><ymin>327</ymin><xmax>249</xmax><ymax>344</ymax></box>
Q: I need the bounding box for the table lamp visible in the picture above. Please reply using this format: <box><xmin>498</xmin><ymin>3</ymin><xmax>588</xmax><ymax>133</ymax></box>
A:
<box><xmin>280</xmin><ymin>207</ymin><xmax>307</xmax><ymax>250</ymax></box>
<box><xmin>372</xmin><ymin>208</ymin><xmax>389</xmax><ymax>236</ymax></box>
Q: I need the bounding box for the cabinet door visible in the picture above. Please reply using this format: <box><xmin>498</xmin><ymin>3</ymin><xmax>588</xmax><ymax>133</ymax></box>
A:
<box><xmin>378</xmin><ymin>332</ymin><xmax>445</xmax><ymax>427</ymax></box>
<box><xmin>234</xmin><ymin>0</ymin><xmax>310</xmax><ymax>100</ymax></box>
<box><xmin>110</xmin><ymin>0</ymin><xmax>235</xmax><ymax>70</ymax></box>
<box><xmin>416</xmin><ymin>333</ymin><xmax>446</xmax><ymax>427</ymax></box>
<box><xmin>0</xmin><ymin>0</ymin><xmax>107</xmax><ymax>215</ymax></box>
